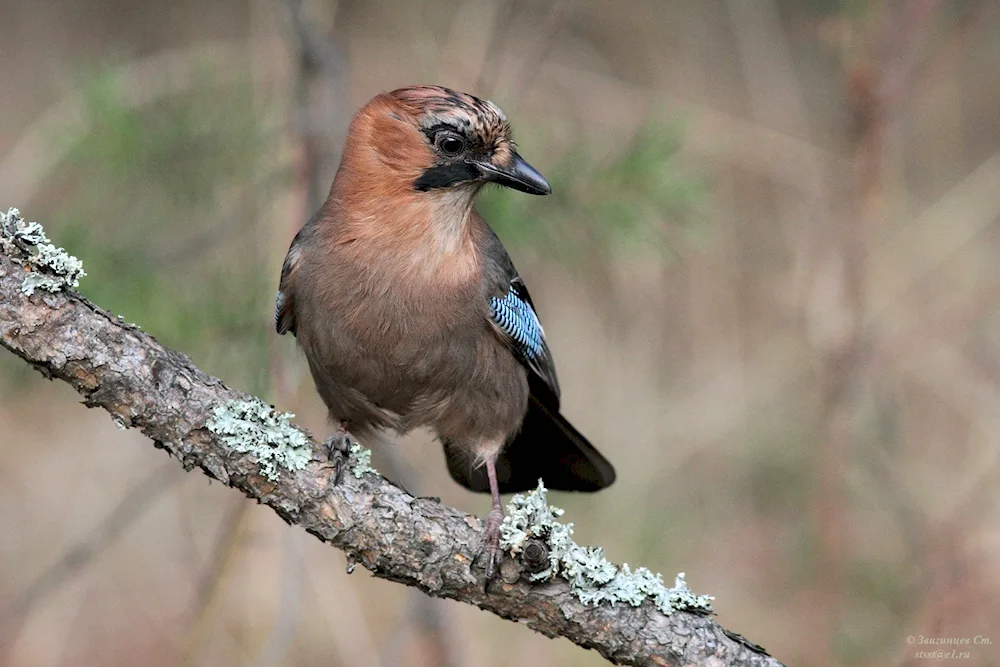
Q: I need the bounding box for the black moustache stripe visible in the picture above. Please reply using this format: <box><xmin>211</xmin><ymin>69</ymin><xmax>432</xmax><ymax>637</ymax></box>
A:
<box><xmin>413</xmin><ymin>162</ymin><xmax>479</xmax><ymax>191</ymax></box>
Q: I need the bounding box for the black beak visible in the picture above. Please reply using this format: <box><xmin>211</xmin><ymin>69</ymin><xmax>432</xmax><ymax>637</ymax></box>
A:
<box><xmin>473</xmin><ymin>152</ymin><xmax>551</xmax><ymax>195</ymax></box>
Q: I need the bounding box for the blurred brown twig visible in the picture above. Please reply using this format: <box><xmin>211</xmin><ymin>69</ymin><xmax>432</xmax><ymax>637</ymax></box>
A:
<box><xmin>0</xmin><ymin>462</ymin><xmax>182</xmax><ymax>657</ymax></box>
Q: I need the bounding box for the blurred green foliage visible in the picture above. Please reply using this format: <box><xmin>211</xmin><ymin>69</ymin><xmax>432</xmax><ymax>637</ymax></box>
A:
<box><xmin>1</xmin><ymin>65</ymin><xmax>286</xmax><ymax>395</ymax></box>
<box><xmin>478</xmin><ymin>121</ymin><xmax>707</xmax><ymax>265</ymax></box>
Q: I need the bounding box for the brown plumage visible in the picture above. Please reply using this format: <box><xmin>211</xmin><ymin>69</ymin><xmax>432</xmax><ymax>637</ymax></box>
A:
<box><xmin>276</xmin><ymin>86</ymin><xmax>615</xmax><ymax>580</ymax></box>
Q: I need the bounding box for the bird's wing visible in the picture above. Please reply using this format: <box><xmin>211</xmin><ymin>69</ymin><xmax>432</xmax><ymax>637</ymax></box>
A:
<box><xmin>275</xmin><ymin>215</ymin><xmax>317</xmax><ymax>336</ymax></box>
<box><xmin>488</xmin><ymin>273</ymin><xmax>562</xmax><ymax>408</ymax></box>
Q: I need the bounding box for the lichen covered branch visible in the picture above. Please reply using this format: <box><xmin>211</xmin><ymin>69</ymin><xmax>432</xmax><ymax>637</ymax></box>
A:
<box><xmin>0</xmin><ymin>209</ymin><xmax>783</xmax><ymax>667</ymax></box>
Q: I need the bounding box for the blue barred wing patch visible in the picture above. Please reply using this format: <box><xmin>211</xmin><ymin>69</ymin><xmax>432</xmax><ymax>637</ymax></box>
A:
<box><xmin>490</xmin><ymin>288</ymin><xmax>544</xmax><ymax>361</ymax></box>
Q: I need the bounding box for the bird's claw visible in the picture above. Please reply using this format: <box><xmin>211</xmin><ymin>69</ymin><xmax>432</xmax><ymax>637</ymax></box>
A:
<box><xmin>321</xmin><ymin>421</ymin><xmax>353</xmax><ymax>486</ymax></box>
<box><xmin>480</xmin><ymin>507</ymin><xmax>505</xmax><ymax>589</ymax></box>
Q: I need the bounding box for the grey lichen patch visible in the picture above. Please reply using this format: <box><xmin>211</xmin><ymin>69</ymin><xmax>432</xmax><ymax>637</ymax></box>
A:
<box><xmin>499</xmin><ymin>480</ymin><xmax>714</xmax><ymax>616</ymax></box>
<box><xmin>349</xmin><ymin>442</ymin><xmax>377</xmax><ymax>478</ymax></box>
<box><xmin>0</xmin><ymin>208</ymin><xmax>86</xmax><ymax>295</ymax></box>
<box><xmin>206</xmin><ymin>398</ymin><xmax>310</xmax><ymax>481</ymax></box>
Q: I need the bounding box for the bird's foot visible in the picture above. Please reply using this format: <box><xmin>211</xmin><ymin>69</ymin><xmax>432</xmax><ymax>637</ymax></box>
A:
<box><xmin>480</xmin><ymin>507</ymin><xmax>505</xmax><ymax>588</ymax></box>
<box><xmin>321</xmin><ymin>420</ymin><xmax>353</xmax><ymax>486</ymax></box>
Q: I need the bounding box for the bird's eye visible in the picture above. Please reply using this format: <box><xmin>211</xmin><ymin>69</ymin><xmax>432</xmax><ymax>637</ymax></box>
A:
<box><xmin>436</xmin><ymin>133</ymin><xmax>465</xmax><ymax>156</ymax></box>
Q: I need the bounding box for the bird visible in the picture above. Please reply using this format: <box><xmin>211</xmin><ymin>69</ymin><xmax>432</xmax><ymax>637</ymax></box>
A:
<box><xmin>275</xmin><ymin>85</ymin><xmax>615</xmax><ymax>580</ymax></box>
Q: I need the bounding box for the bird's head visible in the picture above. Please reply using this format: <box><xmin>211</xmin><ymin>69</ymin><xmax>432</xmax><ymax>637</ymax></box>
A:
<box><xmin>339</xmin><ymin>86</ymin><xmax>551</xmax><ymax>201</ymax></box>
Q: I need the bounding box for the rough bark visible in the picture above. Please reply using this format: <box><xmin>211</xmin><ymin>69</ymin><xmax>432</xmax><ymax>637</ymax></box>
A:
<box><xmin>0</xmin><ymin>241</ymin><xmax>783</xmax><ymax>667</ymax></box>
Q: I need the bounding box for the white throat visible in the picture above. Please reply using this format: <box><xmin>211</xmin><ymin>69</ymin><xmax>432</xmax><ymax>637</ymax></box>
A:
<box><xmin>427</xmin><ymin>185</ymin><xmax>478</xmax><ymax>255</ymax></box>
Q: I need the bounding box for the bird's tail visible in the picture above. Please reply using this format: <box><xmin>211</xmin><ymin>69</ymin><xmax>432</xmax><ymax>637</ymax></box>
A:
<box><xmin>444</xmin><ymin>395</ymin><xmax>616</xmax><ymax>494</ymax></box>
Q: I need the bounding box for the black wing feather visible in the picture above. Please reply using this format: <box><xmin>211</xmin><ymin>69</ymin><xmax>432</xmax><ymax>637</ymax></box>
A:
<box><xmin>488</xmin><ymin>276</ymin><xmax>561</xmax><ymax>408</ymax></box>
<box><xmin>454</xmin><ymin>225</ymin><xmax>617</xmax><ymax>494</ymax></box>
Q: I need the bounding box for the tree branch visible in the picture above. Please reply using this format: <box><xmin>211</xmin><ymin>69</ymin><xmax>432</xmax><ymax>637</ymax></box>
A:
<box><xmin>0</xmin><ymin>210</ymin><xmax>783</xmax><ymax>667</ymax></box>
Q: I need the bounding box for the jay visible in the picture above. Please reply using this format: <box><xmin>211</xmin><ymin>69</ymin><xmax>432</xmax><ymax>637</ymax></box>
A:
<box><xmin>275</xmin><ymin>86</ymin><xmax>615</xmax><ymax>579</ymax></box>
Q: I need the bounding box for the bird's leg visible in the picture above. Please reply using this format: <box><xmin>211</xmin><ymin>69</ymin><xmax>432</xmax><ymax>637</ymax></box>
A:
<box><xmin>321</xmin><ymin>419</ymin><xmax>353</xmax><ymax>485</ymax></box>
<box><xmin>481</xmin><ymin>455</ymin><xmax>505</xmax><ymax>584</ymax></box>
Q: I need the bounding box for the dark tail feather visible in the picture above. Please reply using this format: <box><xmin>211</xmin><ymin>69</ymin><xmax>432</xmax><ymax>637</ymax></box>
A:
<box><xmin>444</xmin><ymin>395</ymin><xmax>616</xmax><ymax>494</ymax></box>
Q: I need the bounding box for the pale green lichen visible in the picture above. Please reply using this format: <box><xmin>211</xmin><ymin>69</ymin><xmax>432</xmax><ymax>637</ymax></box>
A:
<box><xmin>0</xmin><ymin>208</ymin><xmax>86</xmax><ymax>295</ymax></box>
<box><xmin>499</xmin><ymin>484</ymin><xmax>573</xmax><ymax>582</ymax></box>
<box><xmin>499</xmin><ymin>480</ymin><xmax>714</xmax><ymax>615</ymax></box>
<box><xmin>206</xmin><ymin>398</ymin><xmax>310</xmax><ymax>481</ymax></box>
<box><xmin>349</xmin><ymin>442</ymin><xmax>377</xmax><ymax>478</ymax></box>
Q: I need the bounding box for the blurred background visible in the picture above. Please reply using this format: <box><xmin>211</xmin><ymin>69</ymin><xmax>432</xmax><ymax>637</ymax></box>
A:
<box><xmin>1</xmin><ymin>0</ymin><xmax>999</xmax><ymax>665</ymax></box>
